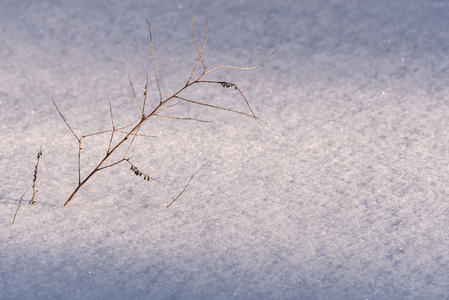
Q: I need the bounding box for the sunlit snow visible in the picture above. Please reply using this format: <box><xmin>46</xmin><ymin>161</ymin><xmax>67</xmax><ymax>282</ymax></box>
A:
<box><xmin>1</xmin><ymin>1</ymin><xmax>449</xmax><ymax>299</ymax></box>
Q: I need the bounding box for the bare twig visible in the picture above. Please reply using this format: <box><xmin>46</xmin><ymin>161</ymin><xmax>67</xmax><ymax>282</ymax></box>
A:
<box><xmin>187</xmin><ymin>5</ymin><xmax>208</xmax><ymax>84</ymax></box>
<box><xmin>197</xmin><ymin>80</ymin><xmax>257</xmax><ymax>118</ymax></box>
<box><xmin>146</xmin><ymin>20</ymin><xmax>163</xmax><ymax>105</ymax></box>
<box><xmin>81</xmin><ymin>118</ymin><xmax>156</xmax><ymax>138</ymax></box>
<box><xmin>107</xmin><ymin>98</ymin><xmax>115</xmax><ymax>154</ymax></box>
<box><xmin>52</xmin><ymin>97</ymin><xmax>80</xmax><ymax>141</ymax></box>
<box><xmin>96</xmin><ymin>158</ymin><xmax>126</xmax><ymax>171</ymax></box>
<box><xmin>166</xmin><ymin>171</ymin><xmax>199</xmax><ymax>208</ymax></box>
<box><xmin>56</xmin><ymin>12</ymin><xmax>274</xmax><ymax>206</ymax></box>
<box><xmin>202</xmin><ymin>50</ymin><xmax>277</xmax><ymax>77</ymax></box>
<box><xmin>30</xmin><ymin>145</ymin><xmax>43</xmax><ymax>205</ymax></box>
<box><xmin>12</xmin><ymin>190</ymin><xmax>29</xmax><ymax>224</ymax></box>
<box><xmin>13</xmin><ymin>146</ymin><xmax>43</xmax><ymax>224</ymax></box>
<box><xmin>143</xmin><ymin>70</ymin><xmax>149</xmax><ymax>114</ymax></box>
<box><xmin>157</xmin><ymin>102</ymin><xmax>179</xmax><ymax>114</ymax></box>
<box><xmin>124</xmin><ymin>124</ymin><xmax>142</xmax><ymax>159</ymax></box>
<box><xmin>129</xmin><ymin>75</ymin><xmax>143</xmax><ymax>116</ymax></box>
<box><xmin>175</xmin><ymin>95</ymin><xmax>266</xmax><ymax>123</ymax></box>
<box><xmin>155</xmin><ymin>114</ymin><xmax>212</xmax><ymax>123</ymax></box>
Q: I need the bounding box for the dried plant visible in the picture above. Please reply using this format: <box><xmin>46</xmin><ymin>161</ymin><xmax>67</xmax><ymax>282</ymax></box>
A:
<box><xmin>53</xmin><ymin>7</ymin><xmax>274</xmax><ymax>207</ymax></box>
<box><xmin>30</xmin><ymin>145</ymin><xmax>43</xmax><ymax>205</ymax></box>
<box><xmin>12</xmin><ymin>146</ymin><xmax>42</xmax><ymax>224</ymax></box>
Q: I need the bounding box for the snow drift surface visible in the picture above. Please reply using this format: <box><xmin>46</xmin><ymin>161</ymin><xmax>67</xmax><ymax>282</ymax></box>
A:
<box><xmin>1</xmin><ymin>0</ymin><xmax>449</xmax><ymax>299</ymax></box>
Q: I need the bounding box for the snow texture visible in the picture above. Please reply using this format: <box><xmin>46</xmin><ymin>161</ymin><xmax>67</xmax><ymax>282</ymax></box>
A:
<box><xmin>1</xmin><ymin>0</ymin><xmax>449</xmax><ymax>299</ymax></box>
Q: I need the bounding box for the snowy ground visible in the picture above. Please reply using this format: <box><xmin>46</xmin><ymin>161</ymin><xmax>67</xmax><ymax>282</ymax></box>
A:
<box><xmin>1</xmin><ymin>0</ymin><xmax>449</xmax><ymax>299</ymax></box>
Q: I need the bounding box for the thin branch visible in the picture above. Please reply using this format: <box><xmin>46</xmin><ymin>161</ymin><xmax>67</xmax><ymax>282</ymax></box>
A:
<box><xmin>12</xmin><ymin>190</ymin><xmax>29</xmax><ymax>224</ymax></box>
<box><xmin>202</xmin><ymin>50</ymin><xmax>277</xmax><ymax>77</ymax></box>
<box><xmin>78</xmin><ymin>138</ymin><xmax>83</xmax><ymax>184</ymax></box>
<box><xmin>166</xmin><ymin>170</ymin><xmax>199</xmax><ymax>208</ymax></box>
<box><xmin>175</xmin><ymin>95</ymin><xmax>266</xmax><ymax>123</ymax></box>
<box><xmin>29</xmin><ymin>145</ymin><xmax>43</xmax><ymax>205</ymax></box>
<box><xmin>107</xmin><ymin>98</ymin><xmax>116</xmax><ymax>153</ymax></box>
<box><xmin>97</xmin><ymin>158</ymin><xmax>126</xmax><ymax>171</ymax></box>
<box><xmin>129</xmin><ymin>75</ymin><xmax>143</xmax><ymax>116</ymax></box>
<box><xmin>52</xmin><ymin>97</ymin><xmax>80</xmax><ymax>141</ymax></box>
<box><xmin>187</xmin><ymin>5</ymin><xmax>208</xmax><ymax>84</ymax></box>
<box><xmin>63</xmin><ymin>118</ymin><xmax>150</xmax><ymax>206</ymax></box>
<box><xmin>196</xmin><ymin>80</ymin><xmax>256</xmax><ymax>118</ymax></box>
<box><xmin>146</xmin><ymin>20</ymin><xmax>163</xmax><ymax>104</ymax></box>
<box><xmin>158</xmin><ymin>102</ymin><xmax>179</xmax><ymax>114</ymax></box>
<box><xmin>81</xmin><ymin>117</ymin><xmax>142</xmax><ymax>138</ymax></box>
<box><xmin>81</xmin><ymin>128</ymin><xmax>155</xmax><ymax>139</ymax></box>
<box><xmin>115</xmin><ymin>131</ymin><xmax>157</xmax><ymax>138</ymax></box>
<box><xmin>143</xmin><ymin>70</ymin><xmax>149</xmax><ymax>114</ymax></box>
<box><xmin>124</xmin><ymin>123</ymin><xmax>142</xmax><ymax>159</ymax></box>
<box><xmin>155</xmin><ymin>114</ymin><xmax>212</xmax><ymax>123</ymax></box>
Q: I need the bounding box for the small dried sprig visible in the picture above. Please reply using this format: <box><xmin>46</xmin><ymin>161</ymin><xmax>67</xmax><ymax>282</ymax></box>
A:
<box><xmin>219</xmin><ymin>81</ymin><xmax>236</xmax><ymax>89</ymax></box>
<box><xmin>12</xmin><ymin>146</ymin><xmax>43</xmax><ymax>224</ymax></box>
<box><xmin>127</xmin><ymin>159</ymin><xmax>160</xmax><ymax>183</ymax></box>
<box><xmin>12</xmin><ymin>190</ymin><xmax>28</xmax><ymax>224</ymax></box>
<box><xmin>30</xmin><ymin>145</ymin><xmax>43</xmax><ymax>205</ymax></box>
<box><xmin>53</xmin><ymin>7</ymin><xmax>274</xmax><ymax>207</ymax></box>
<box><xmin>166</xmin><ymin>170</ymin><xmax>199</xmax><ymax>208</ymax></box>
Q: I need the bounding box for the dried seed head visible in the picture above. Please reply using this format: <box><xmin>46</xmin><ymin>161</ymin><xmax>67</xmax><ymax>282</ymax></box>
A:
<box><xmin>219</xmin><ymin>81</ymin><xmax>234</xmax><ymax>89</ymax></box>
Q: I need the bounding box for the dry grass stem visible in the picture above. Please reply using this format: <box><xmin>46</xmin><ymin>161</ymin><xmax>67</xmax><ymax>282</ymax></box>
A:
<box><xmin>129</xmin><ymin>75</ymin><xmax>143</xmax><ymax>116</ymax></box>
<box><xmin>29</xmin><ymin>145</ymin><xmax>43</xmax><ymax>205</ymax></box>
<box><xmin>146</xmin><ymin>20</ymin><xmax>163</xmax><ymax>105</ymax></box>
<box><xmin>187</xmin><ymin>5</ymin><xmax>208</xmax><ymax>84</ymax></box>
<box><xmin>12</xmin><ymin>190</ymin><xmax>28</xmax><ymax>224</ymax></box>
<box><xmin>52</xmin><ymin>97</ymin><xmax>80</xmax><ymax>141</ymax></box>
<box><xmin>12</xmin><ymin>146</ymin><xmax>43</xmax><ymax>224</ymax></box>
<box><xmin>166</xmin><ymin>171</ymin><xmax>199</xmax><ymax>208</ymax></box>
<box><xmin>155</xmin><ymin>114</ymin><xmax>212</xmax><ymax>123</ymax></box>
<box><xmin>203</xmin><ymin>51</ymin><xmax>276</xmax><ymax>76</ymax></box>
<box><xmin>107</xmin><ymin>98</ymin><xmax>115</xmax><ymax>153</ymax></box>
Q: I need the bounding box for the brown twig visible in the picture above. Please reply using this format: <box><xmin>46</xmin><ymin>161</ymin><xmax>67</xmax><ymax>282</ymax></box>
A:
<box><xmin>146</xmin><ymin>20</ymin><xmax>163</xmax><ymax>105</ymax></box>
<box><xmin>187</xmin><ymin>5</ymin><xmax>208</xmax><ymax>84</ymax></box>
<box><xmin>202</xmin><ymin>50</ymin><xmax>277</xmax><ymax>77</ymax></box>
<box><xmin>166</xmin><ymin>171</ymin><xmax>199</xmax><ymax>208</ymax></box>
<box><xmin>155</xmin><ymin>114</ymin><xmax>212</xmax><ymax>123</ymax></box>
<box><xmin>12</xmin><ymin>190</ymin><xmax>28</xmax><ymax>224</ymax></box>
<box><xmin>129</xmin><ymin>75</ymin><xmax>143</xmax><ymax>116</ymax></box>
<box><xmin>52</xmin><ymin>97</ymin><xmax>80</xmax><ymax>142</ymax></box>
<box><xmin>143</xmin><ymin>70</ymin><xmax>149</xmax><ymax>115</ymax></box>
<box><xmin>174</xmin><ymin>95</ymin><xmax>265</xmax><ymax>123</ymax></box>
<box><xmin>29</xmin><ymin>145</ymin><xmax>43</xmax><ymax>205</ymax></box>
<box><xmin>107</xmin><ymin>98</ymin><xmax>115</xmax><ymax>154</ymax></box>
<box><xmin>13</xmin><ymin>146</ymin><xmax>43</xmax><ymax>224</ymax></box>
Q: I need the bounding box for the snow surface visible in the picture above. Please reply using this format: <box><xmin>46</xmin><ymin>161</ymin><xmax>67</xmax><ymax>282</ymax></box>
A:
<box><xmin>2</xmin><ymin>0</ymin><xmax>449</xmax><ymax>299</ymax></box>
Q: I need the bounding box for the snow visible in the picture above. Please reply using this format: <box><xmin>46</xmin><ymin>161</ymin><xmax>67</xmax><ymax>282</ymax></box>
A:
<box><xmin>1</xmin><ymin>0</ymin><xmax>449</xmax><ymax>299</ymax></box>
